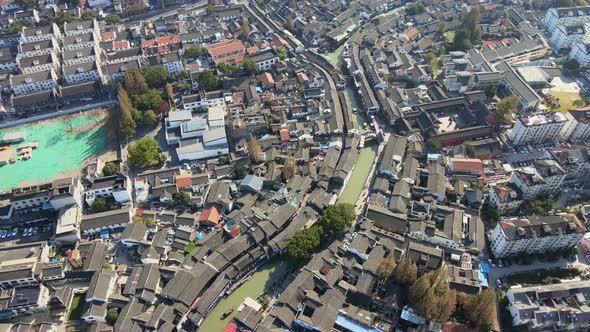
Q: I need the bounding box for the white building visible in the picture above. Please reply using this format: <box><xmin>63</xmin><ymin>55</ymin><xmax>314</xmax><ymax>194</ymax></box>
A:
<box><xmin>20</xmin><ymin>24</ymin><xmax>61</xmax><ymax>43</ymax></box>
<box><xmin>165</xmin><ymin>105</ymin><xmax>229</xmax><ymax>162</ymax></box>
<box><xmin>568</xmin><ymin>41</ymin><xmax>590</xmax><ymax>66</ymax></box>
<box><xmin>489</xmin><ymin>214</ymin><xmax>586</xmax><ymax>258</ymax></box>
<box><xmin>549</xmin><ymin>23</ymin><xmax>590</xmax><ymax>50</ymax></box>
<box><xmin>562</xmin><ymin>108</ymin><xmax>590</xmax><ymax>142</ymax></box>
<box><xmin>145</xmin><ymin>52</ymin><xmax>183</xmax><ymax>74</ymax></box>
<box><xmin>509</xmin><ymin>112</ymin><xmax>568</xmax><ymax>146</ymax></box>
<box><xmin>248</xmin><ymin>49</ymin><xmax>279</xmax><ymax>71</ymax></box>
<box><xmin>10</xmin><ymin>69</ymin><xmax>58</xmax><ymax>95</ymax></box>
<box><xmin>84</xmin><ymin>173</ymin><xmax>132</xmax><ymax>207</ymax></box>
<box><xmin>510</xmin><ymin>160</ymin><xmax>566</xmax><ymax>199</ymax></box>
<box><xmin>49</xmin><ymin>176</ymin><xmax>84</xmax><ymax>210</ymax></box>
<box><xmin>87</xmin><ymin>0</ymin><xmax>111</xmax><ymax>8</ymax></box>
<box><xmin>182</xmin><ymin>90</ymin><xmax>226</xmax><ymax>110</ymax></box>
<box><xmin>544</xmin><ymin>6</ymin><xmax>590</xmax><ymax>33</ymax></box>
<box><xmin>488</xmin><ymin>183</ymin><xmax>523</xmax><ymax>213</ymax></box>
<box><xmin>507</xmin><ymin>280</ymin><xmax>590</xmax><ymax>330</ymax></box>
<box><xmin>62</xmin><ymin>60</ymin><xmax>102</xmax><ymax>85</ymax></box>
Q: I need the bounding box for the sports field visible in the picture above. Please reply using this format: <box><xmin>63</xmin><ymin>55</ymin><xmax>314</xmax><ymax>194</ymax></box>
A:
<box><xmin>0</xmin><ymin>112</ymin><xmax>108</xmax><ymax>190</ymax></box>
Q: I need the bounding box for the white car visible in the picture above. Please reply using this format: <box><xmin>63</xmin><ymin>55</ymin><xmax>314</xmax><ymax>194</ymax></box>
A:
<box><xmin>496</xmin><ymin>279</ymin><xmax>503</xmax><ymax>288</ymax></box>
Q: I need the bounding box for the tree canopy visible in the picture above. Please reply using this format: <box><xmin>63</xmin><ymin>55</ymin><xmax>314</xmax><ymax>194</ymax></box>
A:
<box><xmin>102</xmin><ymin>162</ymin><xmax>118</xmax><ymax>176</ymax></box>
<box><xmin>480</xmin><ymin>202</ymin><xmax>500</xmax><ymax>223</ymax></box>
<box><xmin>117</xmin><ymin>84</ymin><xmax>136</xmax><ymax>140</ymax></box>
<box><xmin>106</xmin><ymin>308</ymin><xmax>119</xmax><ymax>325</ymax></box>
<box><xmin>92</xmin><ymin>197</ymin><xmax>108</xmax><ymax>212</ymax></box>
<box><xmin>128</xmin><ymin>138</ymin><xmax>163</xmax><ymax>169</ymax></box>
<box><xmin>392</xmin><ymin>258</ymin><xmax>418</xmax><ymax>285</ymax></box>
<box><xmin>408</xmin><ymin>268</ymin><xmax>457</xmax><ymax>323</ymax></box>
<box><xmin>276</xmin><ymin>46</ymin><xmax>288</xmax><ymax>60</ymax></box>
<box><xmin>242</xmin><ymin>57</ymin><xmax>258</xmax><ymax>74</ymax></box>
<box><xmin>184</xmin><ymin>45</ymin><xmax>208</xmax><ymax>59</ymax></box>
<box><xmin>104</xmin><ymin>15</ymin><xmax>121</xmax><ymax>25</ymax></box>
<box><xmin>197</xmin><ymin>70</ymin><xmax>220</xmax><ymax>91</ymax></box>
<box><xmin>459</xmin><ymin>289</ymin><xmax>496</xmax><ymax>330</ymax></box>
<box><xmin>406</xmin><ymin>3</ymin><xmax>426</xmax><ymax>15</ymax></box>
<box><xmin>141</xmin><ymin>66</ymin><xmax>169</xmax><ymax>88</ymax></box>
<box><xmin>287</xmin><ymin>226</ymin><xmax>323</xmax><ymax>263</ymax></box>
<box><xmin>495</xmin><ymin>96</ymin><xmax>519</xmax><ymax>125</ymax></box>
<box><xmin>317</xmin><ymin>203</ymin><xmax>356</xmax><ymax>239</ymax></box>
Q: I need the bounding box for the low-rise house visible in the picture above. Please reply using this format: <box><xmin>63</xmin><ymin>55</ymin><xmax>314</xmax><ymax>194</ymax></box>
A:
<box><xmin>83</xmin><ymin>172</ymin><xmax>132</xmax><ymax>207</ymax></box>
<box><xmin>80</xmin><ymin>207</ymin><xmax>133</xmax><ymax>236</ymax></box>
<box><xmin>10</xmin><ymin>69</ymin><xmax>58</xmax><ymax>95</ymax></box>
<box><xmin>120</xmin><ymin>222</ymin><xmax>150</xmax><ymax>247</ymax></box>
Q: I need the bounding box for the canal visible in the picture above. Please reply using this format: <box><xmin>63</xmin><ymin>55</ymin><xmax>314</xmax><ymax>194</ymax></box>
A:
<box><xmin>323</xmin><ymin>45</ymin><xmax>369</xmax><ymax>133</ymax></box>
<box><xmin>338</xmin><ymin>145</ymin><xmax>378</xmax><ymax>205</ymax></box>
<box><xmin>198</xmin><ymin>259</ymin><xmax>291</xmax><ymax>332</ymax></box>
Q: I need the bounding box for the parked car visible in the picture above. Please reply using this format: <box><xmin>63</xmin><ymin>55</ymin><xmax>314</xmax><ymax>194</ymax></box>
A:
<box><xmin>495</xmin><ymin>279</ymin><xmax>503</xmax><ymax>288</ymax></box>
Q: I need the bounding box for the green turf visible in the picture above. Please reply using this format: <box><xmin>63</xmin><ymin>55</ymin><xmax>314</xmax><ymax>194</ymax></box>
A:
<box><xmin>338</xmin><ymin>146</ymin><xmax>378</xmax><ymax>205</ymax></box>
<box><xmin>0</xmin><ymin>113</ymin><xmax>106</xmax><ymax>190</ymax></box>
<box><xmin>68</xmin><ymin>294</ymin><xmax>86</xmax><ymax>321</ymax></box>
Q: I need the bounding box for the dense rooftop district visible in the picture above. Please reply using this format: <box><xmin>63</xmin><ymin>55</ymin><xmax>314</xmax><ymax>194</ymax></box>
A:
<box><xmin>4</xmin><ymin>0</ymin><xmax>590</xmax><ymax>331</ymax></box>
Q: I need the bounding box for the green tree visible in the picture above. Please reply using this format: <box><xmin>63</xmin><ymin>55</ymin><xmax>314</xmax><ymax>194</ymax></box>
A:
<box><xmin>106</xmin><ymin>308</ymin><xmax>119</xmax><ymax>325</ymax></box>
<box><xmin>172</xmin><ymin>191</ymin><xmax>191</xmax><ymax>209</ymax></box>
<box><xmin>242</xmin><ymin>57</ymin><xmax>258</xmax><ymax>74</ymax></box>
<box><xmin>287</xmin><ymin>226</ymin><xmax>323</xmax><ymax>263</ymax></box>
<box><xmin>104</xmin><ymin>15</ymin><xmax>121</xmax><ymax>25</ymax></box>
<box><xmin>481</xmin><ymin>202</ymin><xmax>500</xmax><ymax>223</ymax></box>
<box><xmin>92</xmin><ymin>197</ymin><xmax>108</xmax><ymax>212</ymax></box>
<box><xmin>102</xmin><ymin>262</ymin><xmax>113</xmax><ymax>270</ymax></box>
<box><xmin>142</xmin><ymin>110</ymin><xmax>158</xmax><ymax>127</ymax></box>
<box><xmin>117</xmin><ymin>84</ymin><xmax>136</xmax><ymax>140</ymax></box>
<box><xmin>197</xmin><ymin>70</ymin><xmax>220</xmax><ymax>91</ymax></box>
<box><xmin>285</xmin><ymin>16</ymin><xmax>296</xmax><ymax>33</ymax></box>
<box><xmin>136</xmin><ymin>89</ymin><xmax>163</xmax><ymax>112</ymax></box>
<box><xmin>233</xmin><ymin>166</ymin><xmax>247</xmax><ymax>179</ymax></box>
<box><xmin>485</xmin><ymin>85</ymin><xmax>497</xmax><ymax>98</ymax></box>
<box><xmin>317</xmin><ymin>203</ymin><xmax>355</xmax><ymax>239</ymax></box>
<box><xmin>564</xmin><ymin>59</ymin><xmax>581</xmax><ymax>71</ymax></box>
<box><xmin>217</xmin><ymin>62</ymin><xmax>240</xmax><ymax>76</ymax></box>
<box><xmin>451</xmin><ymin>28</ymin><xmax>473</xmax><ymax>51</ymax></box>
<box><xmin>102</xmin><ymin>162</ymin><xmax>119</xmax><ymax>176</ymax></box>
<box><xmin>495</xmin><ymin>96</ymin><xmax>519</xmax><ymax>125</ymax></box>
<box><xmin>465</xmin><ymin>6</ymin><xmax>482</xmax><ymax>43</ymax></box>
<box><xmin>460</xmin><ymin>289</ymin><xmax>495</xmax><ymax>329</ymax></box>
<box><xmin>446</xmin><ymin>190</ymin><xmax>458</xmax><ymax>202</ymax></box>
<box><xmin>128</xmin><ymin>138</ymin><xmax>163</xmax><ymax>169</ymax></box>
<box><xmin>276</xmin><ymin>46</ymin><xmax>288</xmax><ymax>60</ymax></box>
<box><xmin>141</xmin><ymin>66</ymin><xmax>169</xmax><ymax>88</ymax></box>
<box><xmin>184</xmin><ymin>45</ymin><xmax>208</xmax><ymax>58</ymax></box>
<box><xmin>408</xmin><ymin>268</ymin><xmax>457</xmax><ymax>323</ymax></box>
<box><xmin>426</xmin><ymin>139</ymin><xmax>440</xmax><ymax>151</ymax></box>
<box><xmin>406</xmin><ymin>3</ymin><xmax>426</xmax><ymax>15</ymax></box>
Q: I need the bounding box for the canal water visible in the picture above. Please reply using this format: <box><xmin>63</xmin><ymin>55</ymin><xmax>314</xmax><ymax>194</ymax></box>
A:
<box><xmin>338</xmin><ymin>145</ymin><xmax>378</xmax><ymax>205</ymax></box>
<box><xmin>198</xmin><ymin>259</ymin><xmax>291</xmax><ymax>332</ymax></box>
<box><xmin>323</xmin><ymin>46</ymin><xmax>369</xmax><ymax>133</ymax></box>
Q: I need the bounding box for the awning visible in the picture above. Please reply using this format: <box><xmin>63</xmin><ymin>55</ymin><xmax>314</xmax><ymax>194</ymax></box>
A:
<box><xmin>42</xmin><ymin>202</ymin><xmax>53</xmax><ymax>210</ymax></box>
<box><xmin>100</xmin><ymin>229</ymin><xmax>109</xmax><ymax>238</ymax></box>
<box><xmin>223</xmin><ymin>322</ymin><xmax>237</xmax><ymax>332</ymax></box>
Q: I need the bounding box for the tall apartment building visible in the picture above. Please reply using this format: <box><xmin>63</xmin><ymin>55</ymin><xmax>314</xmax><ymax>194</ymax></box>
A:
<box><xmin>489</xmin><ymin>214</ymin><xmax>586</xmax><ymax>258</ymax></box>
<box><xmin>562</xmin><ymin>108</ymin><xmax>590</xmax><ymax>142</ymax></box>
<box><xmin>510</xmin><ymin>160</ymin><xmax>566</xmax><ymax>199</ymax></box>
<box><xmin>568</xmin><ymin>41</ymin><xmax>590</xmax><ymax>66</ymax></box>
<box><xmin>549</xmin><ymin>23</ymin><xmax>590</xmax><ymax>50</ymax></box>
<box><xmin>544</xmin><ymin>6</ymin><xmax>590</xmax><ymax>33</ymax></box>
<box><xmin>509</xmin><ymin>113</ymin><xmax>568</xmax><ymax>145</ymax></box>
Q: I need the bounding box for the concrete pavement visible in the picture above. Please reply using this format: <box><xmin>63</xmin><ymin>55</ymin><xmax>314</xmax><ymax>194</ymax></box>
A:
<box><xmin>0</xmin><ymin>100</ymin><xmax>117</xmax><ymax>130</ymax></box>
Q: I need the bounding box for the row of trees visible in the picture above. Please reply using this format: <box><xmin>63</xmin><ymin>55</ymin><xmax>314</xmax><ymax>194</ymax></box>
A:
<box><xmin>287</xmin><ymin>203</ymin><xmax>356</xmax><ymax>263</ymax></box>
<box><xmin>451</xmin><ymin>6</ymin><xmax>481</xmax><ymax>51</ymax></box>
<box><xmin>117</xmin><ymin>68</ymin><xmax>171</xmax><ymax>140</ymax></box>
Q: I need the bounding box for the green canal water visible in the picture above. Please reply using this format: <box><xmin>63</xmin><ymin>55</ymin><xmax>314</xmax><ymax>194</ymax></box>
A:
<box><xmin>338</xmin><ymin>145</ymin><xmax>378</xmax><ymax>205</ymax></box>
<box><xmin>0</xmin><ymin>113</ymin><xmax>106</xmax><ymax>190</ymax></box>
<box><xmin>198</xmin><ymin>259</ymin><xmax>291</xmax><ymax>332</ymax></box>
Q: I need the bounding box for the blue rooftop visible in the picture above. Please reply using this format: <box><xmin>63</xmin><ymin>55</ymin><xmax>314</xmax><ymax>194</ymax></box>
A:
<box><xmin>335</xmin><ymin>314</ymin><xmax>384</xmax><ymax>332</ymax></box>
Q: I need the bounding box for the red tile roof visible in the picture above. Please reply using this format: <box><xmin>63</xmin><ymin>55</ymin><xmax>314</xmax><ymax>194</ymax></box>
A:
<box><xmin>199</xmin><ymin>203</ymin><xmax>221</xmax><ymax>225</ymax></box>
<box><xmin>280</xmin><ymin>128</ymin><xmax>289</xmax><ymax>141</ymax></box>
<box><xmin>207</xmin><ymin>39</ymin><xmax>245</xmax><ymax>58</ymax></box>
<box><xmin>451</xmin><ymin>158</ymin><xmax>483</xmax><ymax>174</ymax></box>
<box><xmin>103</xmin><ymin>31</ymin><xmax>116</xmax><ymax>41</ymax></box>
<box><xmin>176</xmin><ymin>175</ymin><xmax>192</xmax><ymax>189</ymax></box>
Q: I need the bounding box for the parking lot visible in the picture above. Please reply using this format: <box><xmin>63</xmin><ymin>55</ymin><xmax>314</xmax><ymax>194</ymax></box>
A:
<box><xmin>0</xmin><ymin>222</ymin><xmax>55</xmax><ymax>245</ymax></box>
